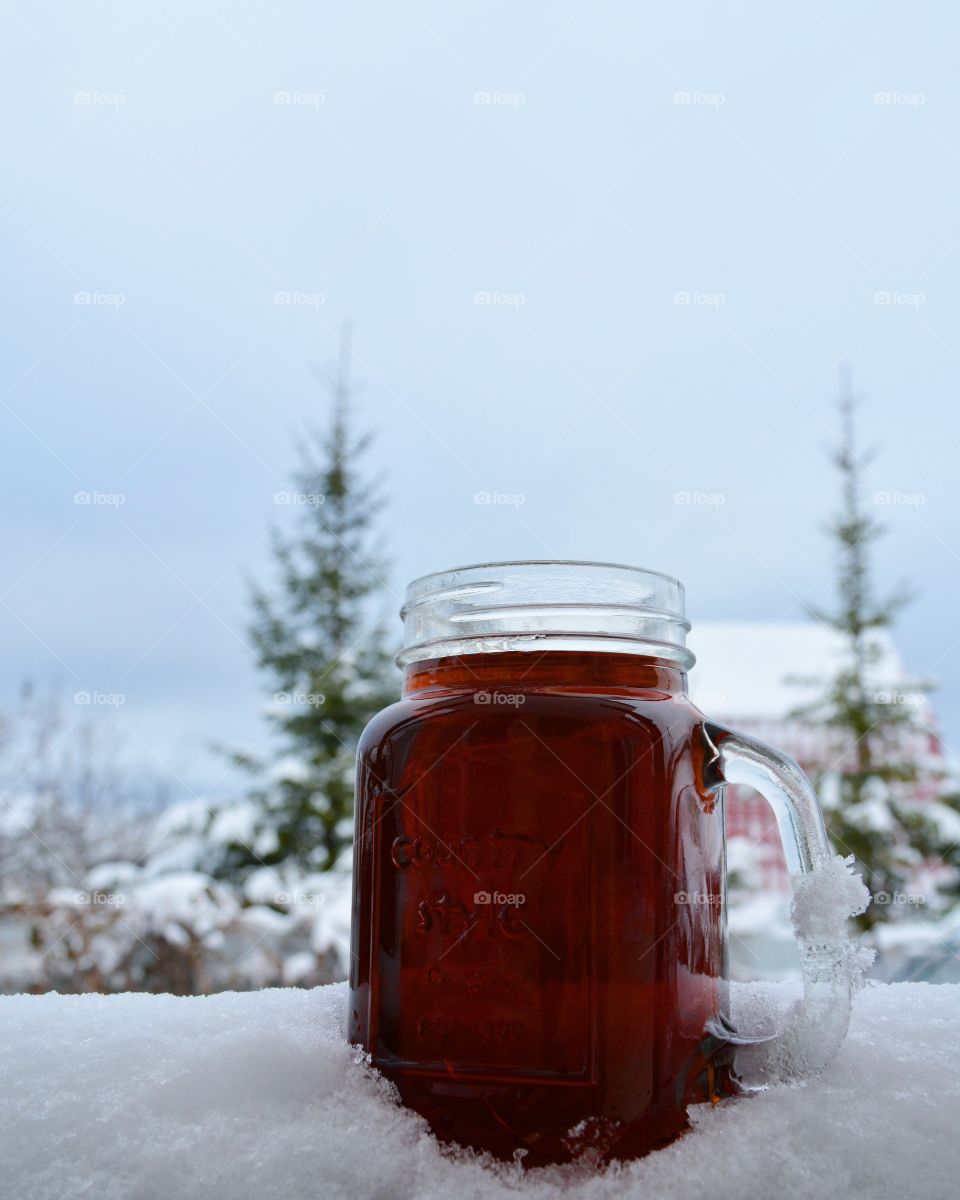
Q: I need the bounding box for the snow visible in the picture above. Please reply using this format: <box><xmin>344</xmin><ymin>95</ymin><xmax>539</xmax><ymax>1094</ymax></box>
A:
<box><xmin>208</xmin><ymin>800</ymin><xmax>262</xmax><ymax>847</ymax></box>
<box><xmin>924</xmin><ymin>800</ymin><xmax>960</xmax><ymax>842</ymax></box>
<box><xmin>1</xmin><ymin>981</ymin><xmax>957</xmax><ymax>1200</ymax></box>
<box><xmin>269</xmin><ymin>756</ymin><xmax>313</xmax><ymax>784</ymax></box>
<box><xmin>131</xmin><ymin>872</ymin><xmax>240</xmax><ymax>939</ymax></box>
<box><xmin>282</xmin><ymin>951</ymin><xmax>317</xmax><ymax>985</ymax></box>
<box><xmin>688</xmin><ymin>621</ymin><xmax>908</xmax><ymax>720</ymax></box>
<box><xmin>791</xmin><ymin>855</ymin><xmax>871</xmax><ymax>943</ymax></box>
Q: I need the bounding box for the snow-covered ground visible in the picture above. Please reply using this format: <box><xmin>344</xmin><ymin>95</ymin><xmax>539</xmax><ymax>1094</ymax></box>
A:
<box><xmin>1</xmin><ymin>981</ymin><xmax>956</xmax><ymax>1200</ymax></box>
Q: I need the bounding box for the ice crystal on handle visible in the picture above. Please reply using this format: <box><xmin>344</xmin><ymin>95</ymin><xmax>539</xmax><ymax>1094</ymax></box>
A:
<box><xmin>791</xmin><ymin>853</ymin><xmax>871</xmax><ymax>944</ymax></box>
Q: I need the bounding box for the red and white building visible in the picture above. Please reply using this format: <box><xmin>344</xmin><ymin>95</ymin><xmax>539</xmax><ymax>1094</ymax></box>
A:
<box><xmin>687</xmin><ymin>621</ymin><xmax>946</xmax><ymax>891</ymax></box>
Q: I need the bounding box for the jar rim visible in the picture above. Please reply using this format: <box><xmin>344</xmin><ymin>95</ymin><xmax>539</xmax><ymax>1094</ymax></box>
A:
<box><xmin>404</xmin><ymin>558</ymin><xmax>685</xmax><ymax>592</ymax></box>
<box><xmin>398</xmin><ymin>560</ymin><xmax>693</xmax><ymax>670</ymax></box>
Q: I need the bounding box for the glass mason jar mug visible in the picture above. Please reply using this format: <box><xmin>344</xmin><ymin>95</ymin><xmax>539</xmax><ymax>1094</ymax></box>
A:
<box><xmin>349</xmin><ymin>561</ymin><xmax>857</xmax><ymax>1166</ymax></box>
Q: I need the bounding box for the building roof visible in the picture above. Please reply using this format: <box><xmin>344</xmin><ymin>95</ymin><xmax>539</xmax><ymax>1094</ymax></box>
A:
<box><xmin>687</xmin><ymin>620</ymin><xmax>911</xmax><ymax>722</ymax></box>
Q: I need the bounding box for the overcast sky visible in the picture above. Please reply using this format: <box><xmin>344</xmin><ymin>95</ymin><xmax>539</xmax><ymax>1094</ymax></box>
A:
<box><xmin>2</xmin><ymin>1</ymin><xmax>959</xmax><ymax>798</ymax></box>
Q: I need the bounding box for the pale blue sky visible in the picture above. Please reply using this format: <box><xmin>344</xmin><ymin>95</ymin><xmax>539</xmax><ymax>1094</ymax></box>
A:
<box><xmin>2</xmin><ymin>1</ymin><xmax>958</xmax><ymax>797</ymax></box>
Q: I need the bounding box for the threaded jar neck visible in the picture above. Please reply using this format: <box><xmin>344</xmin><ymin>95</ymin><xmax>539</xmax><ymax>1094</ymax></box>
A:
<box><xmin>397</xmin><ymin>561</ymin><xmax>694</xmax><ymax>670</ymax></box>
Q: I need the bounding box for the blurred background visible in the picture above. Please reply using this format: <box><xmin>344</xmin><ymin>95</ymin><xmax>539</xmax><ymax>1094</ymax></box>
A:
<box><xmin>1</xmin><ymin>0</ymin><xmax>959</xmax><ymax>992</ymax></box>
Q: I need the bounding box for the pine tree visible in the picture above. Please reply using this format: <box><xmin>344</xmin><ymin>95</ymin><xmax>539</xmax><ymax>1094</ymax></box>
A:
<box><xmin>796</xmin><ymin>369</ymin><xmax>941</xmax><ymax>930</ymax></box>
<box><xmin>223</xmin><ymin>329</ymin><xmax>397</xmax><ymax>877</ymax></box>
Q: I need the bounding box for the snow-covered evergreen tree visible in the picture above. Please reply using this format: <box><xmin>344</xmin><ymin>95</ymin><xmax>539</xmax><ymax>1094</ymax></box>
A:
<box><xmin>796</xmin><ymin>371</ymin><xmax>955</xmax><ymax>929</ymax></box>
<box><xmin>223</xmin><ymin>329</ymin><xmax>397</xmax><ymax>876</ymax></box>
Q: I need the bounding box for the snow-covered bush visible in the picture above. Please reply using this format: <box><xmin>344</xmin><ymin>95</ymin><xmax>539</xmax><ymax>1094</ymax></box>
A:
<box><xmin>11</xmin><ymin>801</ymin><xmax>354</xmax><ymax>995</ymax></box>
<box><xmin>0</xmin><ymin>695</ymin><xmax>354</xmax><ymax>995</ymax></box>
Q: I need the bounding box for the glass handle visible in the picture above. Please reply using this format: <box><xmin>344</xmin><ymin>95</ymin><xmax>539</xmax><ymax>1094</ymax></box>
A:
<box><xmin>703</xmin><ymin>722</ymin><xmax>870</xmax><ymax>1087</ymax></box>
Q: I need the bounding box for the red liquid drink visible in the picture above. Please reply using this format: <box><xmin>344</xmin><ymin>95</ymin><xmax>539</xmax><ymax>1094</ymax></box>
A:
<box><xmin>349</xmin><ymin>651</ymin><xmax>731</xmax><ymax>1164</ymax></box>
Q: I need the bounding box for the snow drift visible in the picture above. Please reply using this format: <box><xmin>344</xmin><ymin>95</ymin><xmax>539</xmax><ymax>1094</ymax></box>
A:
<box><xmin>0</xmin><ymin>980</ymin><xmax>957</xmax><ymax>1200</ymax></box>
